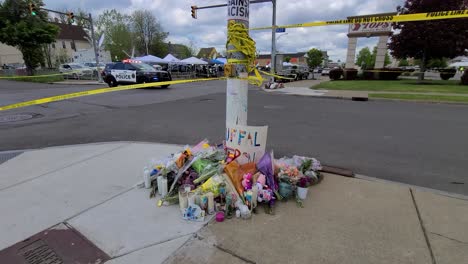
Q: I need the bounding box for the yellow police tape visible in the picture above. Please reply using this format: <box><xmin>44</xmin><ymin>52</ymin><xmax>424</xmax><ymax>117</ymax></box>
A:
<box><xmin>0</xmin><ymin>77</ymin><xmax>225</xmax><ymax>112</ymax></box>
<box><xmin>250</xmin><ymin>9</ymin><xmax>468</xmax><ymax>30</ymax></box>
<box><xmin>0</xmin><ymin>70</ymin><xmax>82</xmax><ymax>79</ymax></box>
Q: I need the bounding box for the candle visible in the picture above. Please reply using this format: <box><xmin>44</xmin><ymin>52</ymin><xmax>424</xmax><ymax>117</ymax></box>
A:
<box><xmin>207</xmin><ymin>192</ymin><xmax>214</xmax><ymax>215</ymax></box>
<box><xmin>179</xmin><ymin>187</ymin><xmax>188</xmax><ymax>212</ymax></box>
<box><xmin>251</xmin><ymin>185</ymin><xmax>258</xmax><ymax>210</ymax></box>
<box><xmin>157</xmin><ymin>176</ymin><xmax>163</xmax><ymax>194</ymax></box>
<box><xmin>160</xmin><ymin>177</ymin><xmax>168</xmax><ymax>197</ymax></box>
<box><xmin>143</xmin><ymin>167</ymin><xmax>151</xmax><ymax>189</ymax></box>
<box><xmin>188</xmin><ymin>192</ymin><xmax>196</xmax><ymax>206</ymax></box>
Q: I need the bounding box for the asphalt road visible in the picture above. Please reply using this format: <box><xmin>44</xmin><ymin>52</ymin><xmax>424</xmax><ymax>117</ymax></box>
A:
<box><xmin>1</xmin><ymin>79</ymin><xmax>467</xmax><ymax>196</ymax></box>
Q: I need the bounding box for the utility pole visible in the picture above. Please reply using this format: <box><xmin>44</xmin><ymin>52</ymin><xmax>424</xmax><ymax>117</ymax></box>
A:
<box><xmin>88</xmin><ymin>13</ymin><xmax>103</xmax><ymax>83</ymax></box>
<box><xmin>226</xmin><ymin>0</ymin><xmax>250</xmax><ymax>126</ymax></box>
<box><xmin>270</xmin><ymin>0</ymin><xmax>276</xmax><ymax>76</ymax></box>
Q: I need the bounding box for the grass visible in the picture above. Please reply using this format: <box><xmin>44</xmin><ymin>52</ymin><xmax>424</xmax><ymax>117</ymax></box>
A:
<box><xmin>313</xmin><ymin>79</ymin><xmax>468</xmax><ymax>94</ymax></box>
<box><xmin>2</xmin><ymin>75</ymin><xmax>64</xmax><ymax>83</ymax></box>
<box><xmin>369</xmin><ymin>93</ymin><xmax>468</xmax><ymax>103</ymax></box>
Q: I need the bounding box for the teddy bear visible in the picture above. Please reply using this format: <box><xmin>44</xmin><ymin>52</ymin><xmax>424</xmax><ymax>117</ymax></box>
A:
<box><xmin>242</xmin><ymin>173</ymin><xmax>253</xmax><ymax>190</ymax></box>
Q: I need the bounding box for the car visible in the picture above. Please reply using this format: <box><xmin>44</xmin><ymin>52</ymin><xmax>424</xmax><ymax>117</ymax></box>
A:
<box><xmin>102</xmin><ymin>60</ymin><xmax>172</xmax><ymax>88</ymax></box>
<box><xmin>321</xmin><ymin>68</ymin><xmax>330</xmax><ymax>75</ymax></box>
<box><xmin>313</xmin><ymin>68</ymin><xmax>323</xmax><ymax>74</ymax></box>
<box><xmin>59</xmin><ymin>63</ymin><xmax>94</xmax><ymax>79</ymax></box>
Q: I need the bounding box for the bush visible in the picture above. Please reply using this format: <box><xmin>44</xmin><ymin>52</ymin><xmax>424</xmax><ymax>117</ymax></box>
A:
<box><xmin>461</xmin><ymin>69</ymin><xmax>468</xmax><ymax>85</ymax></box>
<box><xmin>343</xmin><ymin>68</ymin><xmax>358</xmax><ymax>80</ymax></box>
<box><xmin>329</xmin><ymin>68</ymin><xmax>343</xmax><ymax>80</ymax></box>
<box><xmin>401</xmin><ymin>72</ymin><xmax>411</xmax><ymax>76</ymax></box>
<box><xmin>439</xmin><ymin>68</ymin><xmax>457</xmax><ymax>80</ymax></box>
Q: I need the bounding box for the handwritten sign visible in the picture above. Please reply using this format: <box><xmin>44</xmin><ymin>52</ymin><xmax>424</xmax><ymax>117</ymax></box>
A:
<box><xmin>227</xmin><ymin>0</ymin><xmax>249</xmax><ymax>21</ymax></box>
<box><xmin>226</xmin><ymin>124</ymin><xmax>268</xmax><ymax>164</ymax></box>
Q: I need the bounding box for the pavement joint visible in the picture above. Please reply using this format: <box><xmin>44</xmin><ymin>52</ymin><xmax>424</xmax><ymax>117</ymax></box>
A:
<box><xmin>213</xmin><ymin>244</ymin><xmax>256</xmax><ymax>264</ymax></box>
<box><xmin>429</xmin><ymin>232</ymin><xmax>468</xmax><ymax>245</ymax></box>
<box><xmin>410</xmin><ymin>188</ymin><xmax>437</xmax><ymax>264</ymax></box>
<box><xmin>0</xmin><ymin>143</ymin><xmax>128</xmax><ymax>192</ymax></box>
<box><xmin>111</xmin><ymin>233</ymin><xmax>193</xmax><ymax>260</ymax></box>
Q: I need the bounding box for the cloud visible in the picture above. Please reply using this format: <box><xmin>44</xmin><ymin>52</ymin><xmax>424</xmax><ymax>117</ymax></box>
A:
<box><xmin>43</xmin><ymin>0</ymin><xmax>404</xmax><ymax>61</ymax></box>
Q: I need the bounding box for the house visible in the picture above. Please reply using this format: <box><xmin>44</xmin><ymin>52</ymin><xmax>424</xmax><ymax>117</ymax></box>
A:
<box><xmin>255</xmin><ymin>51</ymin><xmax>329</xmax><ymax>67</ymax></box>
<box><xmin>197</xmin><ymin>47</ymin><xmax>219</xmax><ymax>60</ymax></box>
<box><xmin>0</xmin><ymin>22</ymin><xmax>92</xmax><ymax>67</ymax></box>
<box><xmin>167</xmin><ymin>42</ymin><xmax>192</xmax><ymax>59</ymax></box>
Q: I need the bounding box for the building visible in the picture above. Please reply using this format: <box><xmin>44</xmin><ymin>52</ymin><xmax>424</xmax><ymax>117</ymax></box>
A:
<box><xmin>255</xmin><ymin>51</ymin><xmax>329</xmax><ymax>67</ymax></box>
<box><xmin>197</xmin><ymin>47</ymin><xmax>219</xmax><ymax>60</ymax></box>
<box><xmin>0</xmin><ymin>22</ymin><xmax>92</xmax><ymax>67</ymax></box>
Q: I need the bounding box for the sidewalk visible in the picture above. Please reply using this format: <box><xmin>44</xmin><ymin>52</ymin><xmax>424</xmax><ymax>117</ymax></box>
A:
<box><xmin>0</xmin><ymin>142</ymin><xmax>467</xmax><ymax>263</ymax></box>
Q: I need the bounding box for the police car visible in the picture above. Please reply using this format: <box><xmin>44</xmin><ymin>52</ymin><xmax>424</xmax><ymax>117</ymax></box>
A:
<box><xmin>102</xmin><ymin>60</ymin><xmax>172</xmax><ymax>88</ymax></box>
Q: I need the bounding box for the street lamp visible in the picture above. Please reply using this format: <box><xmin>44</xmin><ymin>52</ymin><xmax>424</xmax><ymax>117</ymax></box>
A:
<box><xmin>276</xmin><ymin>32</ymin><xmax>288</xmax><ymax>41</ymax></box>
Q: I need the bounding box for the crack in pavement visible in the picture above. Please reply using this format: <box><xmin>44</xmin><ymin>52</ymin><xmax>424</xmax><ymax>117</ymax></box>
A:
<box><xmin>429</xmin><ymin>232</ymin><xmax>468</xmax><ymax>244</ymax></box>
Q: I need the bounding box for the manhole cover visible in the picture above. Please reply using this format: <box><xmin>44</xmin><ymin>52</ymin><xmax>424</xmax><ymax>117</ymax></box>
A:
<box><xmin>0</xmin><ymin>223</ymin><xmax>109</xmax><ymax>264</ymax></box>
<box><xmin>0</xmin><ymin>113</ymin><xmax>35</xmax><ymax>123</ymax></box>
<box><xmin>264</xmin><ymin>105</ymin><xmax>284</xmax><ymax>109</ymax></box>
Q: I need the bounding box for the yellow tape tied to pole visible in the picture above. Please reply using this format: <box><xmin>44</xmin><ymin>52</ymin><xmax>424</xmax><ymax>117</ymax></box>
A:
<box><xmin>0</xmin><ymin>77</ymin><xmax>225</xmax><ymax>112</ymax></box>
<box><xmin>251</xmin><ymin>9</ymin><xmax>468</xmax><ymax>30</ymax></box>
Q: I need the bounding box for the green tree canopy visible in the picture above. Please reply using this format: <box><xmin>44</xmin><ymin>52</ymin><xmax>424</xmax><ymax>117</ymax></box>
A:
<box><xmin>356</xmin><ymin>47</ymin><xmax>373</xmax><ymax>69</ymax></box>
<box><xmin>389</xmin><ymin>0</ymin><xmax>468</xmax><ymax>80</ymax></box>
<box><xmin>306</xmin><ymin>48</ymin><xmax>323</xmax><ymax>69</ymax></box>
<box><xmin>0</xmin><ymin>0</ymin><xmax>59</xmax><ymax>74</ymax></box>
<box><xmin>97</xmin><ymin>9</ymin><xmax>133</xmax><ymax>60</ymax></box>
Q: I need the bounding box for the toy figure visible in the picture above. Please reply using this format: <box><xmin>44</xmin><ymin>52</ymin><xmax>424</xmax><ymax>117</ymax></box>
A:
<box><xmin>242</xmin><ymin>173</ymin><xmax>253</xmax><ymax>190</ymax></box>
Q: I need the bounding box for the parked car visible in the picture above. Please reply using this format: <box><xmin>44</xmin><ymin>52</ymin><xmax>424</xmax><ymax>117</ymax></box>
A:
<box><xmin>321</xmin><ymin>68</ymin><xmax>330</xmax><ymax>75</ymax></box>
<box><xmin>313</xmin><ymin>68</ymin><xmax>323</xmax><ymax>74</ymax></box>
<box><xmin>102</xmin><ymin>60</ymin><xmax>172</xmax><ymax>88</ymax></box>
<box><xmin>59</xmin><ymin>63</ymin><xmax>94</xmax><ymax>79</ymax></box>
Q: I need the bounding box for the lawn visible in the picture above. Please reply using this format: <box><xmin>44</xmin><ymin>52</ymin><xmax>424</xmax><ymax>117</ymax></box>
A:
<box><xmin>2</xmin><ymin>75</ymin><xmax>64</xmax><ymax>83</ymax></box>
<box><xmin>369</xmin><ymin>93</ymin><xmax>468</xmax><ymax>103</ymax></box>
<box><xmin>313</xmin><ymin>80</ymin><xmax>468</xmax><ymax>94</ymax></box>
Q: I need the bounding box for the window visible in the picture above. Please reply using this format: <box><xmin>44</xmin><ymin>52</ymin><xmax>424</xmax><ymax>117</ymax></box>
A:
<box><xmin>70</xmin><ymin>41</ymin><xmax>76</xmax><ymax>51</ymax></box>
<box><xmin>62</xmin><ymin>41</ymin><xmax>66</xmax><ymax>49</ymax></box>
<box><xmin>112</xmin><ymin>63</ymin><xmax>125</xmax><ymax>70</ymax></box>
<box><xmin>124</xmin><ymin>64</ymin><xmax>137</xmax><ymax>70</ymax></box>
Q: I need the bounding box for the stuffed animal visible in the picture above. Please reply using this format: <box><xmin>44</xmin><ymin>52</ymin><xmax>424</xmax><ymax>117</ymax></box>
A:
<box><xmin>242</xmin><ymin>173</ymin><xmax>253</xmax><ymax>190</ymax></box>
<box><xmin>258</xmin><ymin>188</ymin><xmax>274</xmax><ymax>203</ymax></box>
<box><xmin>256</xmin><ymin>173</ymin><xmax>266</xmax><ymax>190</ymax></box>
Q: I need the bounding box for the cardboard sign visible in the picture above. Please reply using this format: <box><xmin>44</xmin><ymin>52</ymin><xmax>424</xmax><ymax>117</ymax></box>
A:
<box><xmin>111</xmin><ymin>70</ymin><xmax>136</xmax><ymax>82</ymax></box>
<box><xmin>227</xmin><ymin>0</ymin><xmax>249</xmax><ymax>21</ymax></box>
<box><xmin>226</xmin><ymin>124</ymin><xmax>268</xmax><ymax>164</ymax></box>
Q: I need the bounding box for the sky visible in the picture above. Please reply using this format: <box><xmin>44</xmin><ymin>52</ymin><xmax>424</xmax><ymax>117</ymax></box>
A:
<box><xmin>43</xmin><ymin>0</ymin><xmax>405</xmax><ymax>61</ymax></box>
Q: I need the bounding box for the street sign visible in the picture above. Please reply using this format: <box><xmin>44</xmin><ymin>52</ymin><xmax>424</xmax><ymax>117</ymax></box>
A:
<box><xmin>276</xmin><ymin>27</ymin><xmax>286</xmax><ymax>33</ymax></box>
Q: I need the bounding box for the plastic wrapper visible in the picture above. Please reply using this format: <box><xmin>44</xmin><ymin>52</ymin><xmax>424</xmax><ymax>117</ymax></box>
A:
<box><xmin>199</xmin><ymin>174</ymin><xmax>224</xmax><ymax>196</ymax></box>
<box><xmin>192</xmin><ymin>159</ymin><xmax>215</xmax><ymax>174</ymax></box>
<box><xmin>257</xmin><ymin>152</ymin><xmax>277</xmax><ymax>191</ymax></box>
<box><xmin>193</xmin><ymin>166</ymin><xmax>219</xmax><ymax>184</ymax></box>
<box><xmin>224</xmin><ymin>161</ymin><xmax>257</xmax><ymax>197</ymax></box>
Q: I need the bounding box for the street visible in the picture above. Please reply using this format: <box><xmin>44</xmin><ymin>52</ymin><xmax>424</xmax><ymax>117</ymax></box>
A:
<box><xmin>1</xmin><ymin>79</ymin><xmax>468</xmax><ymax>196</ymax></box>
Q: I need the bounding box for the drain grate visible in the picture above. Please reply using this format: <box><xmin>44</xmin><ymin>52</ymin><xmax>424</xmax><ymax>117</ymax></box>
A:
<box><xmin>0</xmin><ymin>113</ymin><xmax>39</xmax><ymax>123</ymax></box>
<box><xmin>19</xmin><ymin>240</ymin><xmax>63</xmax><ymax>264</ymax></box>
<box><xmin>0</xmin><ymin>223</ymin><xmax>109</xmax><ymax>264</ymax></box>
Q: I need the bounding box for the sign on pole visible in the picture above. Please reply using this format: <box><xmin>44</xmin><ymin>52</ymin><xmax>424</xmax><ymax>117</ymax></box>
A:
<box><xmin>275</xmin><ymin>27</ymin><xmax>286</xmax><ymax>33</ymax></box>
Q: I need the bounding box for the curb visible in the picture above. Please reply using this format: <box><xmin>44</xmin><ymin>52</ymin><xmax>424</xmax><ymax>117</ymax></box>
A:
<box><xmin>48</xmin><ymin>82</ymin><xmax>103</xmax><ymax>85</ymax></box>
<box><xmin>369</xmin><ymin>97</ymin><xmax>468</xmax><ymax>106</ymax></box>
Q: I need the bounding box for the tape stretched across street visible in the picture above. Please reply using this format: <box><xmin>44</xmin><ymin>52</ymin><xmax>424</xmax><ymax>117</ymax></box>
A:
<box><xmin>0</xmin><ymin>77</ymin><xmax>225</xmax><ymax>111</ymax></box>
<box><xmin>250</xmin><ymin>9</ymin><xmax>468</xmax><ymax>30</ymax></box>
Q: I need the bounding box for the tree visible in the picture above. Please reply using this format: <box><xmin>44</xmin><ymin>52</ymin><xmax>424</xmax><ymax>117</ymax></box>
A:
<box><xmin>307</xmin><ymin>48</ymin><xmax>323</xmax><ymax>79</ymax></box>
<box><xmin>398</xmin><ymin>59</ymin><xmax>409</xmax><ymax>67</ymax></box>
<box><xmin>0</xmin><ymin>0</ymin><xmax>59</xmax><ymax>75</ymax></box>
<box><xmin>356</xmin><ymin>47</ymin><xmax>373</xmax><ymax>69</ymax></box>
<box><xmin>427</xmin><ymin>58</ymin><xmax>448</xmax><ymax>69</ymax></box>
<box><xmin>284</xmin><ymin>56</ymin><xmax>291</xmax><ymax>63</ymax></box>
<box><xmin>131</xmin><ymin>10</ymin><xmax>168</xmax><ymax>56</ymax></box>
<box><xmin>389</xmin><ymin>0</ymin><xmax>468</xmax><ymax>81</ymax></box>
<box><xmin>97</xmin><ymin>9</ymin><xmax>133</xmax><ymax>60</ymax></box>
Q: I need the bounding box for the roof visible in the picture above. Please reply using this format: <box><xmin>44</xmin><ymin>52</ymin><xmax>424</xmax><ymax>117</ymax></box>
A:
<box><xmin>167</xmin><ymin>43</ymin><xmax>191</xmax><ymax>59</ymax></box>
<box><xmin>51</xmin><ymin>22</ymin><xmax>88</xmax><ymax>42</ymax></box>
<box><xmin>197</xmin><ymin>47</ymin><xmax>217</xmax><ymax>58</ymax></box>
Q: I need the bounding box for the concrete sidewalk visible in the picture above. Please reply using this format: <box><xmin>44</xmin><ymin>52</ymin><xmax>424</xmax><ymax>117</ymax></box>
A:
<box><xmin>1</xmin><ymin>142</ymin><xmax>467</xmax><ymax>263</ymax></box>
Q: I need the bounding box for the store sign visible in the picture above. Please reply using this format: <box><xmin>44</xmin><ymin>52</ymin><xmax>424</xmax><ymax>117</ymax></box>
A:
<box><xmin>111</xmin><ymin>70</ymin><xmax>136</xmax><ymax>82</ymax></box>
<box><xmin>348</xmin><ymin>22</ymin><xmax>392</xmax><ymax>35</ymax></box>
<box><xmin>226</xmin><ymin>124</ymin><xmax>268</xmax><ymax>164</ymax></box>
<box><xmin>227</xmin><ymin>0</ymin><xmax>249</xmax><ymax>21</ymax></box>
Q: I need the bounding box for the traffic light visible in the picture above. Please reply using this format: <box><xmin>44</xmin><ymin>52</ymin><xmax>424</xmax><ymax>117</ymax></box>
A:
<box><xmin>191</xmin><ymin>6</ymin><xmax>197</xmax><ymax>19</ymax></box>
<box><xmin>67</xmin><ymin>12</ymin><xmax>75</xmax><ymax>24</ymax></box>
<box><xmin>28</xmin><ymin>3</ymin><xmax>37</xmax><ymax>16</ymax></box>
